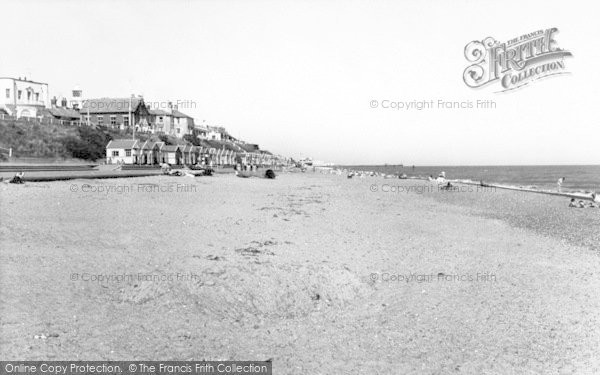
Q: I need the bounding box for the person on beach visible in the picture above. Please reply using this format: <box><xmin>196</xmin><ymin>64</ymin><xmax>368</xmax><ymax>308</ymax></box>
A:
<box><xmin>568</xmin><ymin>198</ymin><xmax>577</xmax><ymax>208</ymax></box>
<box><xmin>436</xmin><ymin>171</ymin><xmax>446</xmax><ymax>184</ymax></box>
<box><xmin>160</xmin><ymin>163</ymin><xmax>171</xmax><ymax>174</ymax></box>
<box><xmin>583</xmin><ymin>193</ymin><xmax>598</xmax><ymax>208</ymax></box>
<box><xmin>557</xmin><ymin>177</ymin><xmax>565</xmax><ymax>192</ymax></box>
<box><xmin>9</xmin><ymin>171</ymin><xmax>25</xmax><ymax>184</ymax></box>
<box><xmin>440</xmin><ymin>181</ymin><xmax>455</xmax><ymax>191</ymax></box>
<box><xmin>578</xmin><ymin>200</ymin><xmax>586</xmax><ymax>208</ymax></box>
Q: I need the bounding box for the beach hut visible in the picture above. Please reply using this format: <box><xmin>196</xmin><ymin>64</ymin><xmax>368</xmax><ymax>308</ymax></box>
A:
<box><xmin>106</xmin><ymin>139</ymin><xmax>141</xmax><ymax>164</ymax></box>
<box><xmin>139</xmin><ymin>140</ymin><xmax>164</xmax><ymax>165</ymax></box>
<box><xmin>202</xmin><ymin>140</ymin><xmax>242</xmax><ymax>167</ymax></box>
<box><xmin>259</xmin><ymin>150</ymin><xmax>274</xmax><ymax>166</ymax></box>
<box><xmin>181</xmin><ymin>144</ymin><xmax>197</xmax><ymax>165</ymax></box>
<box><xmin>199</xmin><ymin>140</ymin><xmax>218</xmax><ymax>166</ymax></box>
<box><xmin>162</xmin><ymin>145</ymin><xmax>182</xmax><ymax>165</ymax></box>
<box><xmin>224</xmin><ymin>142</ymin><xmax>244</xmax><ymax>166</ymax></box>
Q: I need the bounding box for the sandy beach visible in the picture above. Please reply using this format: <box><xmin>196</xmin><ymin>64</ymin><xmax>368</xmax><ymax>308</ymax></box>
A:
<box><xmin>1</xmin><ymin>172</ymin><xmax>599</xmax><ymax>373</ymax></box>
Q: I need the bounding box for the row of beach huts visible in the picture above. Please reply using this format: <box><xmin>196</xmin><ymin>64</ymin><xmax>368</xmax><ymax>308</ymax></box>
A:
<box><xmin>106</xmin><ymin>138</ymin><xmax>289</xmax><ymax>167</ymax></box>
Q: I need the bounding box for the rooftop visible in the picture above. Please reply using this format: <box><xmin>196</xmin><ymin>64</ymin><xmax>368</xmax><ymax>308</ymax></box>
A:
<box><xmin>47</xmin><ymin>107</ymin><xmax>80</xmax><ymax>119</ymax></box>
<box><xmin>162</xmin><ymin>145</ymin><xmax>181</xmax><ymax>152</ymax></box>
<box><xmin>81</xmin><ymin>97</ymin><xmax>145</xmax><ymax>114</ymax></box>
<box><xmin>172</xmin><ymin>110</ymin><xmax>193</xmax><ymax>118</ymax></box>
<box><xmin>139</xmin><ymin>141</ymin><xmax>165</xmax><ymax>150</ymax></box>
<box><xmin>148</xmin><ymin>109</ymin><xmax>167</xmax><ymax>115</ymax></box>
<box><xmin>0</xmin><ymin>77</ymin><xmax>48</xmax><ymax>85</ymax></box>
<box><xmin>106</xmin><ymin>139</ymin><xmax>139</xmax><ymax>149</ymax></box>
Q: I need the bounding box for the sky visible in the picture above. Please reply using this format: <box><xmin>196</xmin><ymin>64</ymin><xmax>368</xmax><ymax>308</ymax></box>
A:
<box><xmin>1</xmin><ymin>0</ymin><xmax>599</xmax><ymax>165</ymax></box>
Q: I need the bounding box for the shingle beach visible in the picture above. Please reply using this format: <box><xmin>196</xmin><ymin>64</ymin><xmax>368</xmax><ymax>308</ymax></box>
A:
<box><xmin>1</xmin><ymin>172</ymin><xmax>599</xmax><ymax>374</ymax></box>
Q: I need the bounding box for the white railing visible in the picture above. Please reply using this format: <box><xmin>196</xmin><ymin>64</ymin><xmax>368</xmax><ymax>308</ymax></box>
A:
<box><xmin>0</xmin><ymin>146</ymin><xmax>12</xmax><ymax>158</ymax></box>
<box><xmin>0</xmin><ymin>113</ymin><xmax>83</xmax><ymax>126</ymax></box>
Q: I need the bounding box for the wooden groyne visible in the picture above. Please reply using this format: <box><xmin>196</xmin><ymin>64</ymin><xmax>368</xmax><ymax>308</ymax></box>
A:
<box><xmin>0</xmin><ymin>163</ymin><xmax>162</xmax><ymax>182</ymax></box>
<box><xmin>0</xmin><ymin>164</ymin><xmax>98</xmax><ymax>172</ymax></box>
<box><xmin>447</xmin><ymin>179</ymin><xmax>596</xmax><ymax>201</ymax></box>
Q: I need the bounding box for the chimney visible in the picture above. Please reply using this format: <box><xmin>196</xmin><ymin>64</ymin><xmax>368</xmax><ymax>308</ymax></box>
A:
<box><xmin>61</xmin><ymin>98</ymin><xmax>68</xmax><ymax>107</ymax></box>
<box><xmin>51</xmin><ymin>96</ymin><xmax>57</xmax><ymax>108</ymax></box>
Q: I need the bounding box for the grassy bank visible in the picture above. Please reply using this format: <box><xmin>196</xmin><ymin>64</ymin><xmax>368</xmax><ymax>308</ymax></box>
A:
<box><xmin>0</xmin><ymin>119</ymin><xmax>152</xmax><ymax>161</ymax></box>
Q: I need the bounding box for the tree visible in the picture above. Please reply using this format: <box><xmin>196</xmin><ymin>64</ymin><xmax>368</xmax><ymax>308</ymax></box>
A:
<box><xmin>183</xmin><ymin>134</ymin><xmax>201</xmax><ymax>146</ymax></box>
<box><xmin>159</xmin><ymin>134</ymin><xmax>174</xmax><ymax>145</ymax></box>
<box><xmin>62</xmin><ymin>127</ymin><xmax>112</xmax><ymax>161</ymax></box>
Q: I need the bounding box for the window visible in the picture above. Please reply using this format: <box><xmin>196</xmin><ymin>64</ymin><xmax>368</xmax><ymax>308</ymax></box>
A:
<box><xmin>112</xmin><ymin>150</ymin><xmax>119</xmax><ymax>157</ymax></box>
<box><xmin>35</xmin><ymin>93</ymin><xmax>39</xmax><ymax>101</ymax></box>
<box><xmin>123</xmin><ymin>116</ymin><xmax>129</xmax><ymax>127</ymax></box>
<box><xmin>27</xmin><ymin>91</ymin><xmax>31</xmax><ymax>100</ymax></box>
<box><xmin>177</xmin><ymin>128</ymin><xmax>181</xmax><ymax>134</ymax></box>
<box><xmin>97</xmin><ymin>116</ymin><xmax>104</xmax><ymax>125</ymax></box>
<box><xmin>110</xmin><ymin>115</ymin><xmax>116</xmax><ymax>126</ymax></box>
<box><xmin>17</xmin><ymin>90</ymin><xmax>22</xmax><ymax>100</ymax></box>
<box><xmin>125</xmin><ymin>150</ymin><xmax>131</xmax><ymax>157</ymax></box>
<box><xmin>5</xmin><ymin>89</ymin><xmax>9</xmax><ymax>98</ymax></box>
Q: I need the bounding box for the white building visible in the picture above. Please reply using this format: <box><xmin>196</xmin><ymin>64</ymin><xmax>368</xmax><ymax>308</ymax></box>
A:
<box><xmin>172</xmin><ymin>110</ymin><xmax>194</xmax><ymax>138</ymax></box>
<box><xmin>105</xmin><ymin>139</ymin><xmax>140</xmax><ymax>164</ymax></box>
<box><xmin>194</xmin><ymin>122</ymin><xmax>209</xmax><ymax>139</ymax></box>
<box><xmin>0</xmin><ymin>77</ymin><xmax>50</xmax><ymax>118</ymax></box>
<box><xmin>68</xmin><ymin>86</ymin><xmax>84</xmax><ymax>110</ymax></box>
<box><xmin>206</xmin><ymin>126</ymin><xmax>228</xmax><ymax>140</ymax></box>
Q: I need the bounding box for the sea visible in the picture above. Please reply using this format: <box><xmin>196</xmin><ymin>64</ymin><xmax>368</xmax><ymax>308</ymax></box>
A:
<box><xmin>340</xmin><ymin>165</ymin><xmax>600</xmax><ymax>193</ymax></box>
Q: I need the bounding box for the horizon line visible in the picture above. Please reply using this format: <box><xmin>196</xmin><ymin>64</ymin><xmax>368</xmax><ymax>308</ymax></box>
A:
<box><xmin>334</xmin><ymin>163</ymin><xmax>600</xmax><ymax>167</ymax></box>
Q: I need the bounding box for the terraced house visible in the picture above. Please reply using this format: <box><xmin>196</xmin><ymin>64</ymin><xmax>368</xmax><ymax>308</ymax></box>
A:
<box><xmin>147</xmin><ymin>106</ymin><xmax>194</xmax><ymax>137</ymax></box>
<box><xmin>172</xmin><ymin>109</ymin><xmax>194</xmax><ymax>137</ymax></box>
